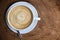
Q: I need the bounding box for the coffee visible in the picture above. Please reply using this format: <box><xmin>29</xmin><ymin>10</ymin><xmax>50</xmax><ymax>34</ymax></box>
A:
<box><xmin>8</xmin><ymin>6</ymin><xmax>33</xmax><ymax>29</ymax></box>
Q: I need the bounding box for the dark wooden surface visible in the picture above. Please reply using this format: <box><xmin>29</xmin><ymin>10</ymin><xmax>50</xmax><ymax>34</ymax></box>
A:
<box><xmin>0</xmin><ymin>0</ymin><xmax>60</xmax><ymax>40</ymax></box>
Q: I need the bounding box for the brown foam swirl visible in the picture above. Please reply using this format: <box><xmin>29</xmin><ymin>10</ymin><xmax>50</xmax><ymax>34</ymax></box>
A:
<box><xmin>8</xmin><ymin>6</ymin><xmax>33</xmax><ymax>29</ymax></box>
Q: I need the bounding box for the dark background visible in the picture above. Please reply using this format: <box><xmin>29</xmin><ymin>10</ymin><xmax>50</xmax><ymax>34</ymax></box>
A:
<box><xmin>0</xmin><ymin>0</ymin><xmax>60</xmax><ymax>40</ymax></box>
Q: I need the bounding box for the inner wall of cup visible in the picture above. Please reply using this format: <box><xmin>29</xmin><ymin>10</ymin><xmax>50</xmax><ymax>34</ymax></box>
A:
<box><xmin>7</xmin><ymin>5</ymin><xmax>34</xmax><ymax>30</ymax></box>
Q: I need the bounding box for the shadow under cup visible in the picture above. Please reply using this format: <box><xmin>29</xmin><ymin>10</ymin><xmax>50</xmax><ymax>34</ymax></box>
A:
<box><xmin>6</xmin><ymin>1</ymin><xmax>40</xmax><ymax>34</ymax></box>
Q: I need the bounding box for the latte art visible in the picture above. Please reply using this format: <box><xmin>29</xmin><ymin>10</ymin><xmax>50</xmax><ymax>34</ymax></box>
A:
<box><xmin>8</xmin><ymin>6</ymin><xmax>33</xmax><ymax>29</ymax></box>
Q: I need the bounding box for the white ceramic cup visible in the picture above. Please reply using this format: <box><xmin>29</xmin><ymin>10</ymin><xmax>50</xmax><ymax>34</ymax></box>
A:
<box><xmin>6</xmin><ymin>1</ymin><xmax>40</xmax><ymax>34</ymax></box>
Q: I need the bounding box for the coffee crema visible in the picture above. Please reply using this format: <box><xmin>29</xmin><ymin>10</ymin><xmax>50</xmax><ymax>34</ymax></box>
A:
<box><xmin>8</xmin><ymin>6</ymin><xmax>33</xmax><ymax>29</ymax></box>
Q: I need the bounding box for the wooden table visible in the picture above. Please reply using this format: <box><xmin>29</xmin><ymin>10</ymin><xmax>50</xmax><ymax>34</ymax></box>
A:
<box><xmin>0</xmin><ymin>0</ymin><xmax>60</xmax><ymax>40</ymax></box>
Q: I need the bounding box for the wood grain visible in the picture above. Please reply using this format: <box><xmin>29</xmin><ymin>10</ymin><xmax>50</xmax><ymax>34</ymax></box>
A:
<box><xmin>0</xmin><ymin>0</ymin><xmax>60</xmax><ymax>40</ymax></box>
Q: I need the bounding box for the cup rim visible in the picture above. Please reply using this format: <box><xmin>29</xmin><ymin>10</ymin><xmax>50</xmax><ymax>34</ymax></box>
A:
<box><xmin>6</xmin><ymin>1</ymin><xmax>40</xmax><ymax>34</ymax></box>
